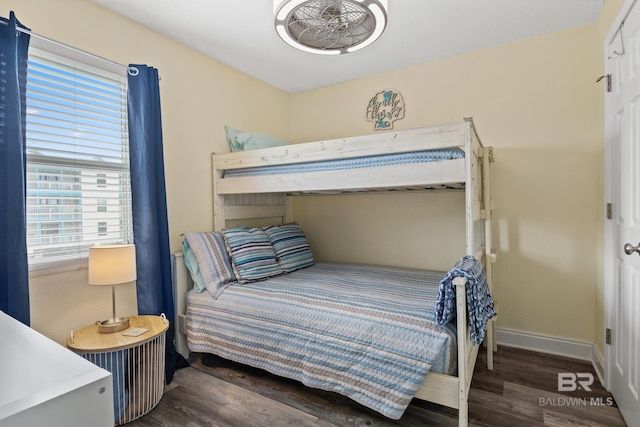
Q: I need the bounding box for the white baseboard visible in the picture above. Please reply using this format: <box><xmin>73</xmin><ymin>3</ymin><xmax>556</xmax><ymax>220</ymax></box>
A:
<box><xmin>496</xmin><ymin>327</ymin><xmax>593</xmax><ymax>360</ymax></box>
<box><xmin>496</xmin><ymin>327</ymin><xmax>605</xmax><ymax>386</ymax></box>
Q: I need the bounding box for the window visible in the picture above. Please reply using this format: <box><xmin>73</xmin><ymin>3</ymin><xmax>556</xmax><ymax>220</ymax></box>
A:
<box><xmin>97</xmin><ymin>222</ymin><xmax>108</xmax><ymax>236</ymax></box>
<box><xmin>25</xmin><ymin>47</ymin><xmax>133</xmax><ymax>271</ymax></box>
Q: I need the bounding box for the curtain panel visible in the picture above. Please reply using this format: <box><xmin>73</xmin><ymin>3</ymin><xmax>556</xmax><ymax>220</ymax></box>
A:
<box><xmin>127</xmin><ymin>65</ymin><xmax>185</xmax><ymax>383</ymax></box>
<box><xmin>0</xmin><ymin>12</ymin><xmax>30</xmax><ymax>325</ymax></box>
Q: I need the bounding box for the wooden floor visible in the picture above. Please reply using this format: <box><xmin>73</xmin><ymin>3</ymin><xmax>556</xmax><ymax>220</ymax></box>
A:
<box><xmin>127</xmin><ymin>346</ymin><xmax>627</xmax><ymax>427</ymax></box>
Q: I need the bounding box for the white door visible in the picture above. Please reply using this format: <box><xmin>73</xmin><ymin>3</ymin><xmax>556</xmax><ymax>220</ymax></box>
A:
<box><xmin>605</xmin><ymin>1</ymin><xmax>640</xmax><ymax>426</ymax></box>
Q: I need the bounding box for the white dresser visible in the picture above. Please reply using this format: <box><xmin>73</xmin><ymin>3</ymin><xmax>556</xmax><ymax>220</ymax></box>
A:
<box><xmin>0</xmin><ymin>311</ymin><xmax>114</xmax><ymax>427</ymax></box>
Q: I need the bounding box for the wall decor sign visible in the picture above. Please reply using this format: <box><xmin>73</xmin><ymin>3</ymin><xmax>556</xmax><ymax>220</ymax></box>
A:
<box><xmin>366</xmin><ymin>89</ymin><xmax>405</xmax><ymax>130</ymax></box>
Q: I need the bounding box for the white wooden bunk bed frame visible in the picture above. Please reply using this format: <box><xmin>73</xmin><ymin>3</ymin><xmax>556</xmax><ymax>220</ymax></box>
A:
<box><xmin>172</xmin><ymin>117</ymin><xmax>496</xmax><ymax>427</ymax></box>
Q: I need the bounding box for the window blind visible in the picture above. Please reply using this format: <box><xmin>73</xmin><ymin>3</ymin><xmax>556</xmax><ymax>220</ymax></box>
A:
<box><xmin>25</xmin><ymin>48</ymin><xmax>133</xmax><ymax>270</ymax></box>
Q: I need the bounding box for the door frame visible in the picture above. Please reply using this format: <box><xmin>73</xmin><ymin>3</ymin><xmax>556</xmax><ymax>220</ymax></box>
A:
<box><xmin>603</xmin><ymin>0</ymin><xmax>638</xmax><ymax>390</ymax></box>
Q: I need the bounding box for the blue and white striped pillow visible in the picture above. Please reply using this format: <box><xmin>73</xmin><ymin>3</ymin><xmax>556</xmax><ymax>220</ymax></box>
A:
<box><xmin>222</xmin><ymin>227</ymin><xmax>283</xmax><ymax>283</ymax></box>
<box><xmin>263</xmin><ymin>223</ymin><xmax>315</xmax><ymax>273</ymax></box>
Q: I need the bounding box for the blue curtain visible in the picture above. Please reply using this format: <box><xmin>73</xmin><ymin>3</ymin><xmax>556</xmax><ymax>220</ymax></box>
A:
<box><xmin>0</xmin><ymin>12</ymin><xmax>30</xmax><ymax>325</ymax></box>
<box><xmin>127</xmin><ymin>65</ymin><xmax>186</xmax><ymax>383</ymax></box>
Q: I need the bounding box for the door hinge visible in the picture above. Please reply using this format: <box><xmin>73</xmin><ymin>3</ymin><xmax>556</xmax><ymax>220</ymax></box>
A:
<box><xmin>597</xmin><ymin>74</ymin><xmax>612</xmax><ymax>92</ymax></box>
<box><xmin>606</xmin><ymin>203</ymin><xmax>613</xmax><ymax>220</ymax></box>
<box><xmin>606</xmin><ymin>328</ymin><xmax>612</xmax><ymax>345</ymax></box>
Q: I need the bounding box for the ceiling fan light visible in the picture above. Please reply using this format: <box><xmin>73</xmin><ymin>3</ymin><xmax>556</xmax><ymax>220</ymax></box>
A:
<box><xmin>276</xmin><ymin>24</ymin><xmax>342</xmax><ymax>55</ymax></box>
<box><xmin>273</xmin><ymin>0</ymin><xmax>387</xmax><ymax>55</ymax></box>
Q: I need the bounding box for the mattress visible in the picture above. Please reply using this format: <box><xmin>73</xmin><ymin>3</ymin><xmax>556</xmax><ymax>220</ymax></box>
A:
<box><xmin>223</xmin><ymin>148</ymin><xmax>465</xmax><ymax>177</ymax></box>
<box><xmin>186</xmin><ymin>262</ymin><xmax>457</xmax><ymax>420</ymax></box>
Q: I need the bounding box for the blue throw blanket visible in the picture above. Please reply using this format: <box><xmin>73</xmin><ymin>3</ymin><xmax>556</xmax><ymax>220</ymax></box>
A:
<box><xmin>435</xmin><ymin>256</ymin><xmax>497</xmax><ymax>345</ymax></box>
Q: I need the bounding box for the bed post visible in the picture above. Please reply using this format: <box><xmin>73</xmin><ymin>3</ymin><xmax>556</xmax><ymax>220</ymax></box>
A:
<box><xmin>171</xmin><ymin>252</ymin><xmax>190</xmax><ymax>360</ymax></box>
<box><xmin>212</xmin><ymin>153</ymin><xmax>225</xmax><ymax>230</ymax></box>
<box><xmin>454</xmin><ymin>277</ymin><xmax>469</xmax><ymax>427</ymax></box>
<box><xmin>463</xmin><ymin>119</ymin><xmax>474</xmax><ymax>256</ymax></box>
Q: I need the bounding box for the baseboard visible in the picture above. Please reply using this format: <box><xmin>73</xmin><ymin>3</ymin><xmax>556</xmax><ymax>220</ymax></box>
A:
<box><xmin>496</xmin><ymin>327</ymin><xmax>608</xmax><ymax>387</ymax></box>
<box><xmin>496</xmin><ymin>327</ymin><xmax>594</xmax><ymax>360</ymax></box>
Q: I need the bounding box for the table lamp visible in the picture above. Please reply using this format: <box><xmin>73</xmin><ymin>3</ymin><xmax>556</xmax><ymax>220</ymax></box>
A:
<box><xmin>88</xmin><ymin>244</ymin><xmax>136</xmax><ymax>333</ymax></box>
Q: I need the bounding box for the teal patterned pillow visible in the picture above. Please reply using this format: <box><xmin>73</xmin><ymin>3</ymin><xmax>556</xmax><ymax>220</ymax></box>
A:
<box><xmin>183</xmin><ymin>232</ymin><xmax>237</xmax><ymax>298</ymax></box>
<box><xmin>222</xmin><ymin>227</ymin><xmax>283</xmax><ymax>283</ymax></box>
<box><xmin>263</xmin><ymin>223</ymin><xmax>315</xmax><ymax>273</ymax></box>
<box><xmin>224</xmin><ymin>125</ymin><xmax>290</xmax><ymax>152</ymax></box>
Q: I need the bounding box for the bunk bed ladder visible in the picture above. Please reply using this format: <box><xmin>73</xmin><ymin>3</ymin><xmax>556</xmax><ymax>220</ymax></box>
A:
<box><xmin>481</xmin><ymin>146</ymin><xmax>497</xmax><ymax>370</ymax></box>
<box><xmin>464</xmin><ymin>118</ymin><xmax>497</xmax><ymax>372</ymax></box>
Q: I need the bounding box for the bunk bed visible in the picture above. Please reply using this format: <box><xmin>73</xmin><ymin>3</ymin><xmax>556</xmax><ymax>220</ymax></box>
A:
<box><xmin>172</xmin><ymin>117</ymin><xmax>496</xmax><ymax>427</ymax></box>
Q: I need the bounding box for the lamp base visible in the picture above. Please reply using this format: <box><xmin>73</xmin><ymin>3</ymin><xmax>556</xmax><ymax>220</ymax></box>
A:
<box><xmin>97</xmin><ymin>317</ymin><xmax>130</xmax><ymax>334</ymax></box>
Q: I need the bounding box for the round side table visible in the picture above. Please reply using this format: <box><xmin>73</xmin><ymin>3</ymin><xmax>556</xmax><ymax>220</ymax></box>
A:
<box><xmin>67</xmin><ymin>315</ymin><xmax>169</xmax><ymax>425</ymax></box>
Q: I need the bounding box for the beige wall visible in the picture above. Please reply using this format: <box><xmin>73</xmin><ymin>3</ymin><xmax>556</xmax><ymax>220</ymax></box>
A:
<box><xmin>5</xmin><ymin>0</ymin><xmax>624</xmax><ymax>352</ymax></box>
<box><xmin>7</xmin><ymin>0</ymin><xmax>290</xmax><ymax>343</ymax></box>
<box><xmin>290</xmin><ymin>0</ymin><xmax>623</xmax><ymax>346</ymax></box>
<box><xmin>295</xmin><ymin>191</ymin><xmax>466</xmax><ymax>272</ymax></box>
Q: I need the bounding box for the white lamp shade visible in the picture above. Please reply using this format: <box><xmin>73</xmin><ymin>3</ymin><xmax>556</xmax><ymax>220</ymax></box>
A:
<box><xmin>88</xmin><ymin>244</ymin><xmax>137</xmax><ymax>286</ymax></box>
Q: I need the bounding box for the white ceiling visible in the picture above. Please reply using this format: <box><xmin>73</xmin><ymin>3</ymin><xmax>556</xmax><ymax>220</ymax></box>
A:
<box><xmin>91</xmin><ymin>0</ymin><xmax>605</xmax><ymax>94</ymax></box>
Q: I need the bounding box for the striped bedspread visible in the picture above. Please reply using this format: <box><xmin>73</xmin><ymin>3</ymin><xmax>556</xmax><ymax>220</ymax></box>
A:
<box><xmin>223</xmin><ymin>148</ymin><xmax>464</xmax><ymax>178</ymax></box>
<box><xmin>186</xmin><ymin>262</ymin><xmax>457</xmax><ymax>420</ymax></box>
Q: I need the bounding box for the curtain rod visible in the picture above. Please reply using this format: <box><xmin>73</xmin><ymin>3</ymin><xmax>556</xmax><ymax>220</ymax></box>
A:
<box><xmin>14</xmin><ymin>26</ymin><xmax>129</xmax><ymax>74</ymax></box>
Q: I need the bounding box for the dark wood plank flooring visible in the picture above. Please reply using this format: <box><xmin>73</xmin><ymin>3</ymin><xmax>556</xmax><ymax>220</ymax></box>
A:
<box><xmin>127</xmin><ymin>346</ymin><xmax>627</xmax><ymax>426</ymax></box>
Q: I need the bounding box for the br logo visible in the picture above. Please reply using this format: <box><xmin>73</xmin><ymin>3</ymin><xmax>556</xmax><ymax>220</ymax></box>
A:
<box><xmin>558</xmin><ymin>373</ymin><xmax>594</xmax><ymax>392</ymax></box>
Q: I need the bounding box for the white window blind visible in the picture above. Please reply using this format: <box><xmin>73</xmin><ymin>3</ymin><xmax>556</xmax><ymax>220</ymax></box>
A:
<box><xmin>25</xmin><ymin>48</ymin><xmax>133</xmax><ymax>271</ymax></box>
